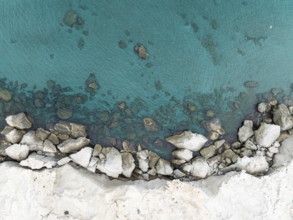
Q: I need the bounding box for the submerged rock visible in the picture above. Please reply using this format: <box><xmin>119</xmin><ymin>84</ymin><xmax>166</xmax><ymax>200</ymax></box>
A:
<box><xmin>57</xmin><ymin>137</ymin><xmax>90</xmax><ymax>153</ymax></box>
<box><xmin>143</xmin><ymin>117</ymin><xmax>158</xmax><ymax>132</ymax></box>
<box><xmin>255</xmin><ymin>123</ymin><xmax>280</xmax><ymax>147</ymax></box>
<box><xmin>70</xmin><ymin>123</ymin><xmax>87</xmax><ymax>138</ymax></box>
<box><xmin>5</xmin><ymin>144</ymin><xmax>29</xmax><ymax>161</ymax></box>
<box><xmin>0</xmin><ymin>89</ymin><xmax>12</xmax><ymax>101</ymax></box>
<box><xmin>134</xmin><ymin>43</ymin><xmax>149</xmax><ymax>59</ymax></box>
<box><xmin>5</xmin><ymin>113</ymin><xmax>32</xmax><ymax>129</ymax></box>
<box><xmin>165</xmin><ymin>130</ymin><xmax>208</xmax><ymax>151</ymax></box>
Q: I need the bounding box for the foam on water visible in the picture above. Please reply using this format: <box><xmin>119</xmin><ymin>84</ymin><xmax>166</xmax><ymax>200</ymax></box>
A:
<box><xmin>1</xmin><ymin>0</ymin><xmax>293</xmax><ymax>158</ymax></box>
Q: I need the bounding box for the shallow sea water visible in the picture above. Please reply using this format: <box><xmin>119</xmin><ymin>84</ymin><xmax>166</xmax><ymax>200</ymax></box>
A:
<box><xmin>1</xmin><ymin>0</ymin><xmax>293</xmax><ymax>158</ymax></box>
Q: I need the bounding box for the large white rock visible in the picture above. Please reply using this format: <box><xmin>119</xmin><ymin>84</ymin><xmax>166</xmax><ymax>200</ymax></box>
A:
<box><xmin>5</xmin><ymin>144</ymin><xmax>29</xmax><ymax>161</ymax></box>
<box><xmin>273</xmin><ymin>135</ymin><xmax>293</xmax><ymax>168</ymax></box>
<box><xmin>172</xmin><ymin>148</ymin><xmax>193</xmax><ymax>161</ymax></box>
<box><xmin>136</xmin><ymin>150</ymin><xmax>149</xmax><ymax>172</ymax></box>
<box><xmin>236</xmin><ymin>156</ymin><xmax>269</xmax><ymax>174</ymax></box>
<box><xmin>96</xmin><ymin>147</ymin><xmax>123</xmax><ymax>178</ymax></box>
<box><xmin>20</xmin><ymin>131</ymin><xmax>44</xmax><ymax>151</ymax></box>
<box><xmin>182</xmin><ymin>157</ymin><xmax>211</xmax><ymax>179</ymax></box>
<box><xmin>165</xmin><ymin>130</ymin><xmax>208</xmax><ymax>151</ymax></box>
<box><xmin>70</xmin><ymin>147</ymin><xmax>93</xmax><ymax>168</ymax></box>
<box><xmin>155</xmin><ymin>158</ymin><xmax>173</xmax><ymax>175</ymax></box>
<box><xmin>121</xmin><ymin>152</ymin><xmax>135</xmax><ymax>178</ymax></box>
<box><xmin>255</xmin><ymin>123</ymin><xmax>280</xmax><ymax>147</ymax></box>
<box><xmin>20</xmin><ymin>153</ymin><xmax>57</xmax><ymax>169</ymax></box>
<box><xmin>5</xmin><ymin>113</ymin><xmax>32</xmax><ymax>129</ymax></box>
<box><xmin>238</xmin><ymin>120</ymin><xmax>254</xmax><ymax>143</ymax></box>
<box><xmin>4</xmin><ymin>128</ymin><xmax>25</xmax><ymax>144</ymax></box>
<box><xmin>273</xmin><ymin>104</ymin><xmax>293</xmax><ymax>131</ymax></box>
<box><xmin>57</xmin><ymin>137</ymin><xmax>90</xmax><ymax>153</ymax></box>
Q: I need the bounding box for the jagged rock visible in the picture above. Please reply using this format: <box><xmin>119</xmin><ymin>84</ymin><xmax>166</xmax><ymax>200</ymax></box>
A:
<box><xmin>172</xmin><ymin>149</ymin><xmax>193</xmax><ymax>161</ymax></box>
<box><xmin>255</xmin><ymin>123</ymin><xmax>280</xmax><ymax>147</ymax></box>
<box><xmin>70</xmin><ymin>123</ymin><xmax>87</xmax><ymax>138</ymax></box>
<box><xmin>155</xmin><ymin>158</ymin><xmax>173</xmax><ymax>175</ymax></box>
<box><xmin>173</xmin><ymin>169</ymin><xmax>186</xmax><ymax>178</ymax></box>
<box><xmin>200</xmin><ymin>145</ymin><xmax>218</xmax><ymax>159</ymax></box>
<box><xmin>0</xmin><ymin>140</ymin><xmax>11</xmax><ymax>156</ymax></box>
<box><xmin>236</xmin><ymin>156</ymin><xmax>269</xmax><ymax>174</ymax></box>
<box><xmin>182</xmin><ymin>157</ymin><xmax>211</xmax><ymax>179</ymax></box>
<box><xmin>35</xmin><ymin>128</ymin><xmax>50</xmax><ymax>141</ymax></box>
<box><xmin>137</xmin><ymin>150</ymin><xmax>149</xmax><ymax>172</ymax></box>
<box><xmin>87</xmin><ymin>157</ymin><xmax>99</xmax><ymax>173</ymax></box>
<box><xmin>0</xmin><ymin>89</ymin><xmax>12</xmax><ymax>101</ymax></box>
<box><xmin>92</xmin><ymin>144</ymin><xmax>102</xmax><ymax>156</ymax></box>
<box><xmin>57</xmin><ymin>137</ymin><xmax>90</xmax><ymax>153</ymax></box>
<box><xmin>148</xmin><ymin>151</ymin><xmax>160</xmax><ymax>168</ymax></box>
<box><xmin>43</xmin><ymin>140</ymin><xmax>57</xmax><ymax>153</ymax></box>
<box><xmin>121</xmin><ymin>152</ymin><xmax>135</xmax><ymax>178</ymax></box>
<box><xmin>273</xmin><ymin>104</ymin><xmax>293</xmax><ymax>131</ymax></box>
<box><xmin>165</xmin><ymin>130</ymin><xmax>208</xmax><ymax>151</ymax></box>
<box><xmin>245</xmin><ymin>139</ymin><xmax>258</xmax><ymax>150</ymax></box>
<box><xmin>57</xmin><ymin>157</ymin><xmax>72</xmax><ymax>166</ymax></box>
<box><xmin>70</xmin><ymin>147</ymin><xmax>93</xmax><ymax>168</ymax></box>
<box><xmin>5</xmin><ymin>113</ymin><xmax>32</xmax><ymax>129</ymax></box>
<box><xmin>238</xmin><ymin>120</ymin><xmax>254</xmax><ymax>142</ymax></box>
<box><xmin>56</xmin><ymin>107</ymin><xmax>73</xmax><ymax>120</ymax></box>
<box><xmin>20</xmin><ymin>153</ymin><xmax>57</xmax><ymax>169</ymax></box>
<box><xmin>209</xmin><ymin>119</ymin><xmax>225</xmax><ymax>135</ymax></box>
<box><xmin>96</xmin><ymin>147</ymin><xmax>123</xmax><ymax>178</ymax></box>
<box><xmin>221</xmin><ymin>149</ymin><xmax>238</xmax><ymax>163</ymax></box>
<box><xmin>47</xmin><ymin>133</ymin><xmax>59</xmax><ymax>145</ymax></box>
<box><xmin>5</xmin><ymin>144</ymin><xmax>29</xmax><ymax>161</ymax></box>
<box><xmin>20</xmin><ymin>131</ymin><xmax>43</xmax><ymax>151</ymax></box>
<box><xmin>3</xmin><ymin>128</ymin><xmax>25</xmax><ymax>143</ymax></box>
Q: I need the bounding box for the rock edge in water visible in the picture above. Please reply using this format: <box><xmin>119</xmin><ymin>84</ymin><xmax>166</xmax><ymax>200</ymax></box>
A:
<box><xmin>0</xmin><ymin>100</ymin><xmax>292</xmax><ymax>181</ymax></box>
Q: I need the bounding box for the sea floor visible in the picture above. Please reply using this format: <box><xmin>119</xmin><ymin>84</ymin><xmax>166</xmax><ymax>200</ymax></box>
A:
<box><xmin>1</xmin><ymin>0</ymin><xmax>293</xmax><ymax>158</ymax></box>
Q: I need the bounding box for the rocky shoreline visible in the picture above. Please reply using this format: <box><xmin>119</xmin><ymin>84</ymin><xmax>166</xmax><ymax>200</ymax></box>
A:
<box><xmin>0</xmin><ymin>99</ymin><xmax>292</xmax><ymax>181</ymax></box>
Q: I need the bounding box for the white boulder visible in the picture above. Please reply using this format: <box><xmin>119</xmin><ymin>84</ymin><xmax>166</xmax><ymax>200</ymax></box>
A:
<box><xmin>20</xmin><ymin>131</ymin><xmax>43</xmax><ymax>151</ymax></box>
<box><xmin>155</xmin><ymin>158</ymin><xmax>173</xmax><ymax>175</ymax></box>
<box><xmin>5</xmin><ymin>144</ymin><xmax>29</xmax><ymax>161</ymax></box>
<box><xmin>70</xmin><ymin>147</ymin><xmax>93</xmax><ymax>168</ymax></box>
<box><xmin>165</xmin><ymin>130</ymin><xmax>208</xmax><ymax>151</ymax></box>
<box><xmin>172</xmin><ymin>149</ymin><xmax>193</xmax><ymax>161</ymax></box>
<box><xmin>121</xmin><ymin>152</ymin><xmax>135</xmax><ymax>178</ymax></box>
<box><xmin>255</xmin><ymin>123</ymin><xmax>280</xmax><ymax>147</ymax></box>
<box><xmin>238</xmin><ymin>120</ymin><xmax>254</xmax><ymax>142</ymax></box>
<box><xmin>20</xmin><ymin>153</ymin><xmax>57</xmax><ymax>169</ymax></box>
<box><xmin>5</xmin><ymin>113</ymin><xmax>32</xmax><ymax>129</ymax></box>
<box><xmin>236</xmin><ymin>156</ymin><xmax>269</xmax><ymax>174</ymax></box>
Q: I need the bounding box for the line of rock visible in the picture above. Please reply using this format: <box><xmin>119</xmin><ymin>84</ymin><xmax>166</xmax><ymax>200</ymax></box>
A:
<box><xmin>0</xmin><ymin>100</ymin><xmax>292</xmax><ymax>181</ymax></box>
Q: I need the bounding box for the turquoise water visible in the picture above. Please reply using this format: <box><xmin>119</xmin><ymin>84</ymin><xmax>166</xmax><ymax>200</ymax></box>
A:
<box><xmin>1</xmin><ymin>0</ymin><xmax>293</xmax><ymax>158</ymax></box>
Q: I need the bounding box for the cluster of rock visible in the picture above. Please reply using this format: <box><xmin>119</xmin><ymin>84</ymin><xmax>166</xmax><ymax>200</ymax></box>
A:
<box><xmin>0</xmin><ymin>100</ymin><xmax>292</xmax><ymax>180</ymax></box>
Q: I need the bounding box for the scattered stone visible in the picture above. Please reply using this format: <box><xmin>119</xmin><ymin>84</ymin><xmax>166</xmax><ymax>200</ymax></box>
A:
<box><xmin>172</xmin><ymin>149</ymin><xmax>193</xmax><ymax>161</ymax></box>
<box><xmin>43</xmin><ymin>140</ymin><xmax>57</xmax><ymax>153</ymax></box>
<box><xmin>20</xmin><ymin>153</ymin><xmax>57</xmax><ymax>169</ymax></box>
<box><xmin>5</xmin><ymin>113</ymin><xmax>32</xmax><ymax>129</ymax></box>
<box><xmin>70</xmin><ymin>147</ymin><xmax>93</xmax><ymax>168</ymax></box>
<box><xmin>165</xmin><ymin>130</ymin><xmax>208</xmax><ymax>151</ymax></box>
<box><xmin>155</xmin><ymin>158</ymin><xmax>173</xmax><ymax>175</ymax></box>
<box><xmin>134</xmin><ymin>43</ymin><xmax>149</xmax><ymax>59</ymax></box>
<box><xmin>257</xmin><ymin>102</ymin><xmax>270</xmax><ymax>113</ymax></box>
<box><xmin>236</xmin><ymin>156</ymin><xmax>269</xmax><ymax>174</ymax></box>
<box><xmin>121</xmin><ymin>152</ymin><xmax>135</xmax><ymax>178</ymax></box>
<box><xmin>0</xmin><ymin>89</ymin><xmax>12</xmax><ymax>101</ymax></box>
<box><xmin>57</xmin><ymin>137</ymin><xmax>90</xmax><ymax>153</ymax></box>
<box><xmin>96</xmin><ymin>147</ymin><xmax>123</xmax><ymax>178</ymax></box>
<box><xmin>5</xmin><ymin>144</ymin><xmax>29</xmax><ymax>161</ymax></box>
<box><xmin>238</xmin><ymin>120</ymin><xmax>254</xmax><ymax>142</ymax></box>
<box><xmin>255</xmin><ymin>123</ymin><xmax>280</xmax><ymax>147</ymax></box>
<box><xmin>273</xmin><ymin>104</ymin><xmax>293</xmax><ymax>131</ymax></box>
<box><xmin>70</xmin><ymin>123</ymin><xmax>87</xmax><ymax>138</ymax></box>
<box><xmin>57</xmin><ymin>157</ymin><xmax>72</xmax><ymax>166</ymax></box>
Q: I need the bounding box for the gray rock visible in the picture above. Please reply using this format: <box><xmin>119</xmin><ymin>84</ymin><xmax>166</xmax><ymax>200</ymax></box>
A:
<box><xmin>96</xmin><ymin>147</ymin><xmax>123</xmax><ymax>178</ymax></box>
<box><xmin>57</xmin><ymin>137</ymin><xmax>90</xmax><ymax>153</ymax></box>
<box><xmin>255</xmin><ymin>123</ymin><xmax>280</xmax><ymax>147</ymax></box>
<box><xmin>165</xmin><ymin>130</ymin><xmax>208</xmax><ymax>151</ymax></box>
<box><xmin>121</xmin><ymin>152</ymin><xmax>135</xmax><ymax>178</ymax></box>
<box><xmin>5</xmin><ymin>144</ymin><xmax>29</xmax><ymax>161</ymax></box>
<box><xmin>43</xmin><ymin>140</ymin><xmax>57</xmax><ymax>153</ymax></box>
<box><xmin>70</xmin><ymin>147</ymin><xmax>93</xmax><ymax>168</ymax></box>
<box><xmin>4</xmin><ymin>128</ymin><xmax>25</xmax><ymax>143</ymax></box>
<box><xmin>0</xmin><ymin>89</ymin><xmax>12</xmax><ymax>101</ymax></box>
<box><xmin>257</xmin><ymin>103</ymin><xmax>270</xmax><ymax>113</ymax></box>
<box><xmin>5</xmin><ymin>113</ymin><xmax>32</xmax><ymax>129</ymax></box>
<box><xmin>47</xmin><ymin>133</ymin><xmax>59</xmax><ymax>145</ymax></box>
<box><xmin>70</xmin><ymin>123</ymin><xmax>87</xmax><ymax>138</ymax></box>
<box><xmin>54</xmin><ymin>122</ymin><xmax>71</xmax><ymax>134</ymax></box>
<box><xmin>92</xmin><ymin>144</ymin><xmax>102</xmax><ymax>156</ymax></box>
<box><xmin>20</xmin><ymin>131</ymin><xmax>43</xmax><ymax>151</ymax></box>
<box><xmin>209</xmin><ymin>119</ymin><xmax>225</xmax><ymax>135</ymax></box>
<box><xmin>200</xmin><ymin>145</ymin><xmax>217</xmax><ymax>159</ymax></box>
<box><xmin>155</xmin><ymin>158</ymin><xmax>173</xmax><ymax>175</ymax></box>
<box><xmin>273</xmin><ymin>104</ymin><xmax>293</xmax><ymax>131</ymax></box>
<box><xmin>35</xmin><ymin>128</ymin><xmax>50</xmax><ymax>141</ymax></box>
<box><xmin>148</xmin><ymin>151</ymin><xmax>160</xmax><ymax>168</ymax></box>
<box><xmin>208</xmin><ymin>131</ymin><xmax>220</xmax><ymax>141</ymax></box>
<box><xmin>221</xmin><ymin>149</ymin><xmax>238</xmax><ymax>163</ymax></box>
<box><xmin>245</xmin><ymin>139</ymin><xmax>258</xmax><ymax>150</ymax></box>
<box><xmin>172</xmin><ymin>159</ymin><xmax>186</xmax><ymax>165</ymax></box>
<box><xmin>172</xmin><ymin>148</ymin><xmax>193</xmax><ymax>161</ymax></box>
<box><xmin>20</xmin><ymin>153</ymin><xmax>57</xmax><ymax>169</ymax></box>
<box><xmin>238</xmin><ymin>120</ymin><xmax>254</xmax><ymax>142</ymax></box>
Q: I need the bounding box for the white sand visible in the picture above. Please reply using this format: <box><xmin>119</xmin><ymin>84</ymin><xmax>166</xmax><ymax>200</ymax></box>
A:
<box><xmin>0</xmin><ymin>157</ymin><xmax>292</xmax><ymax>220</ymax></box>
